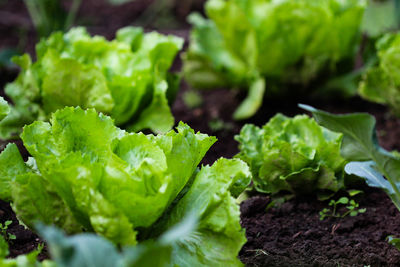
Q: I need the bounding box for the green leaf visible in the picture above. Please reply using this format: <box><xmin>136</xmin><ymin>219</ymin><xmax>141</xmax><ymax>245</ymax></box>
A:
<box><xmin>40</xmin><ymin>52</ymin><xmax>114</xmax><ymax>115</ymax></box>
<box><xmin>0</xmin><ymin>97</ymin><xmax>10</xmax><ymax>122</ymax></box>
<box><xmin>337</xmin><ymin>197</ymin><xmax>349</xmax><ymax>204</ymax></box>
<box><xmin>347</xmin><ymin>189</ymin><xmax>363</xmax><ymax>197</ymax></box>
<box><xmin>11</xmin><ymin>172</ymin><xmax>82</xmax><ymax>234</ymax></box>
<box><xmin>345</xmin><ymin>161</ymin><xmax>399</xmax><ymax>205</ymax></box>
<box><xmin>157</xmin><ymin>158</ymin><xmax>251</xmax><ymax>267</ymax></box>
<box><xmin>233</xmin><ymin>77</ymin><xmax>265</xmax><ymax>120</ymax></box>
<box><xmin>0</xmin><ymin>143</ymin><xmax>29</xmax><ymax>201</ymax></box>
<box><xmin>127</xmin><ymin>80</ymin><xmax>174</xmax><ymax>133</ymax></box>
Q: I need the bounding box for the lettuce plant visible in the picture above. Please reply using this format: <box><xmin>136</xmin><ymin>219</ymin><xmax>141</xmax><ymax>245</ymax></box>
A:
<box><xmin>183</xmin><ymin>0</ymin><xmax>366</xmax><ymax>119</ymax></box>
<box><xmin>359</xmin><ymin>32</ymin><xmax>400</xmax><ymax>116</ymax></box>
<box><xmin>0</xmin><ymin>107</ymin><xmax>250</xmax><ymax>265</ymax></box>
<box><xmin>235</xmin><ymin>114</ymin><xmax>346</xmax><ymax>200</ymax></box>
<box><xmin>0</xmin><ymin>27</ymin><xmax>183</xmax><ymax>139</ymax></box>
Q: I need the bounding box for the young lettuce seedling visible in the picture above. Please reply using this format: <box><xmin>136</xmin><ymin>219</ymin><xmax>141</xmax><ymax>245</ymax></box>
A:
<box><xmin>319</xmin><ymin>197</ymin><xmax>366</xmax><ymax>221</ymax></box>
<box><xmin>320</xmin><ymin>190</ymin><xmax>366</xmax><ymax>220</ymax></box>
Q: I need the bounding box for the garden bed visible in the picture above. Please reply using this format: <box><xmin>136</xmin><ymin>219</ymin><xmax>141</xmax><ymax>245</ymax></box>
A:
<box><xmin>1</xmin><ymin>0</ymin><xmax>400</xmax><ymax>266</ymax></box>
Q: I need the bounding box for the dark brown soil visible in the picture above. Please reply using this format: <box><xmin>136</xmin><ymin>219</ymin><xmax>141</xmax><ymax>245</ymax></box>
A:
<box><xmin>240</xmin><ymin>188</ymin><xmax>400</xmax><ymax>267</ymax></box>
<box><xmin>1</xmin><ymin>0</ymin><xmax>400</xmax><ymax>266</ymax></box>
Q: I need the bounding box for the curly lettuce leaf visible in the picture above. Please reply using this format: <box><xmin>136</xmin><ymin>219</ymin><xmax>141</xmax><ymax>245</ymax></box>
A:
<box><xmin>0</xmin><ymin>143</ymin><xmax>28</xmax><ymax>201</ymax></box>
<box><xmin>154</xmin><ymin>158</ymin><xmax>251</xmax><ymax>267</ymax></box>
<box><xmin>0</xmin><ymin>27</ymin><xmax>183</xmax><ymax>139</ymax></box>
<box><xmin>236</xmin><ymin>113</ymin><xmax>346</xmax><ymax>199</ymax></box>
<box><xmin>184</xmin><ymin>0</ymin><xmax>366</xmax><ymax>119</ymax></box>
<box><xmin>0</xmin><ymin>107</ymin><xmax>216</xmax><ymax>246</ymax></box>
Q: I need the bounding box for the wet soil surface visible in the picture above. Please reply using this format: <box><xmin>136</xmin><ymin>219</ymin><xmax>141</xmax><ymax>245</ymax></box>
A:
<box><xmin>1</xmin><ymin>1</ymin><xmax>400</xmax><ymax>266</ymax></box>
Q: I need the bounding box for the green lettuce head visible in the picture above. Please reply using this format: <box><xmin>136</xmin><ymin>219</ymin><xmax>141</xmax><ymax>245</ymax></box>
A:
<box><xmin>359</xmin><ymin>32</ymin><xmax>400</xmax><ymax>116</ymax></box>
<box><xmin>235</xmin><ymin>114</ymin><xmax>346</xmax><ymax>200</ymax></box>
<box><xmin>0</xmin><ymin>107</ymin><xmax>251</xmax><ymax>266</ymax></box>
<box><xmin>0</xmin><ymin>26</ymin><xmax>184</xmax><ymax>139</ymax></box>
<box><xmin>184</xmin><ymin>0</ymin><xmax>366</xmax><ymax>119</ymax></box>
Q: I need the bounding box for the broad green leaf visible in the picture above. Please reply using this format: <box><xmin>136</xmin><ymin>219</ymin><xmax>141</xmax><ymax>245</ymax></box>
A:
<box><xmin>299</xmin><ymin>104</ymin><xmax>376</xmax><ymax>161</ymax></box>
<box><xmin>345</xmin><ymin>161</ymin><xmax>396</xmax><ymax>196</ymax></box>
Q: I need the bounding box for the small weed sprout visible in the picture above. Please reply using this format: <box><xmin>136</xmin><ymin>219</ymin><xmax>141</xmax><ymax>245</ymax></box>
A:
<box><xmin>0</xmin><ymin>220</ymin><xmax>16</xmax><ymax>242</ymax></box>
<box><xmin>319</xmin><ymin>197</ymin><xmax>366</xmax><ymax>220</ymax></box>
